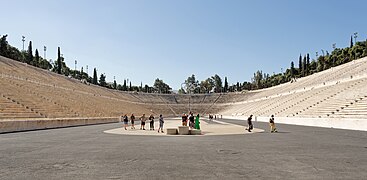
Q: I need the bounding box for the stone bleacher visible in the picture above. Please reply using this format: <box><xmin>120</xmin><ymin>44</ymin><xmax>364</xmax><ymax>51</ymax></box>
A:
<box><xmin>1</xmin><ymin>55</ymin><xmax>367</xmax><ymax>122</ymax></box>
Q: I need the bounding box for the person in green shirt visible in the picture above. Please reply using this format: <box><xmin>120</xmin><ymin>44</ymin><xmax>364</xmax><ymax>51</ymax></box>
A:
<box><xmin>195</xmin><ymin>114</ymin><xmax>200</xmax><ymax>130</ymax></box>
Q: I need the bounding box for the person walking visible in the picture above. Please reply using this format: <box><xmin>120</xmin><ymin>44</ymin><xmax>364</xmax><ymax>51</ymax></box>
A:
<box><xmin>195</xmin><ymin>114</ymin><xmax>200</xmax><ymax>130</ymax></box>
<box><xmin>140</xmin><ymin>114</ymin><xmax>146</xmax><ymax>130</ymax></box>
<box><xmin>247</xmin><ymin>115</ymin><xmax>253</xmax><ymax>132</ymax></box>
<box><xmin>149</xmin><ymin>114</ymin><xmax>155</xmax><ymax>130</ymax></box>
<box><xmin>158</xmin><ymin>114</ymin><xmax>164</xmax><ymax>133</ymax></box>
<box><xmin>269</xmin><ymin>115</ymin><xmax>277</xmax><ymax>133</ymax></box>
<box><xmin>130</xmin><ymin>114</ymin><xmax>135</xmax><ymax>129</ymax></box>
<box><xmin>123</xmin><ymin>114</ymin><xmax>129</xmax><ymax>130</ymax></box>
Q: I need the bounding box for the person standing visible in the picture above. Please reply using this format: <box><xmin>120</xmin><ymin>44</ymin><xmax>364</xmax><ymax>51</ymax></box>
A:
<box><xmin>195</xmin><ymin>114</ymin><xmax>200</xmax><ymax>130</ymax></box>
<box><xmin>189</xmin><ymin>112</ymin><xmax>195</xmax><ymax>129</ymax></box>
<box><xmin>181</xmin><ymin>113</ymin><xmax>188</xmax><ymax>126</ymax></box>
<box><xmin>269</xmin><ymin>115</ymin><xmax>277</xmax><ymax>133</ymax></box>
<box><xmin>140</xmin><ymin>114</ymin><xmax>146</xmax><ymax>130</ymax></box>
<box><xmin>158</xmin><ymin>114</ymin><xmax>164</xmax><ymax>133</ymax></box>
<box><xmin>149</xmin><ymin>114</ymin><xmax>155</xmax><ymax>130</ymax></box>
<box><xmin>247</xmin><ymin>115</ymin><xmax>253</xmax><ymax>132</ymax></box>
<box><xmin>123</xmin><ymin>114</ymin><xmax>129</xmax><ymax>130</ymax></box>
<box><xmin>130</xmin><ymin>114</ymin><xmax>136</xmax><ymax>129</ymax></box>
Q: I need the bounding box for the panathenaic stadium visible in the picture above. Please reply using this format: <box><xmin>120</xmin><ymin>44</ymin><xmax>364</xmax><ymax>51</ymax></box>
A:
<box><xmin>1</xmin><ymin>55</ymin><xmax>367</xmax><ymax>132</ymax></box>
<box><xmin>1</xmin><ymin>55</ymin><xmax>367</xmax><ymax>179</ymax></box>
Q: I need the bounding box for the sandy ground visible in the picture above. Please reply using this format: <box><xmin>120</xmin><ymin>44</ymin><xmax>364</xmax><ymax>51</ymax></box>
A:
<box><xmin>104</xmin><ymin>118</ymin><xmax>264</xmax><ymax>136</ymax></box>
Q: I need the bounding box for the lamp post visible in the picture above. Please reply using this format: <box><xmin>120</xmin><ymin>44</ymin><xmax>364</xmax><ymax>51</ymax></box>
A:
<box><xmin>43</xmin><ymin>46</ymin><xmax>47</xmax><ymax>60</ymax></box>
<box><xmin>74</xmin><ymin>60</ymin><xmax>77</xmax><ymax>78</ymax></box>
<box><xmin>353</xmin><ymin>32</ymin><xmax>358</xmax><ymax>60</ymax></box>
<box><xmin>22</xmin><ymin>36</ymin><xmax>25</xmax><ymax>51</ymax></box>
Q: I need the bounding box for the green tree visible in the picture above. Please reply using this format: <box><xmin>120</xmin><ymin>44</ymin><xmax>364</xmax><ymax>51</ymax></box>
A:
<box><xmin>122</xmin><ymin>79</ymin><xmax>127</xmax><ymax>91</ymax></box>
<box><xmin>113</xmin><ymin>79</ymin><xmax>117</xmax><ymax>89</ymax></box>
<box><xmin>57</xmin><ymin>47</ymin><xmax>62</xmax><ymax>74</ymax></box>
<box><xmin>298</xmin><ymin>54</ymin><xmax>302</xmax><ymax>77</ymax></box>
<box><xmin>99</xmin><ymin>73</ymin><xmax>106</xmax><ymax>87</ymax></box>
<box><xmin>92</xmin><ymin>68</ymin><xmax>98</xmax><ymax>85</ymax></box>
<box><xmin>211</xmin><ymin>74</ymin><xmax>223</xmax><ymax>93</ymax></box>
<box><xmin>290</xmin><ymin>61</ymin><xmax>295</xmax><ymax>78</ymax></box>
<box><xmin>306</xmin><ymin>53</ymin><xmax>310</xmax><ymax>75</ymax></box>
<box><xmin>302</xmin><ymin>56</ymin><xmax>307</xmax><ymax>76</ymax></box>
<box><xmin>224</xmin><ymin>77</ymin><xmax>228</xmax><ymax>92</ymax></box>
<box><xmin>34</xmin><ymin>49</ymin><xmax>40</xmax><ymax>67</ymax></box>
<box><xmin>153</xmin><ymin>78</ymin><xmax>172</xmax><ymax>94</ymax></box>
<box><xmin>252</xmin><ymin>70</ymin><xmax>263</xmax><ymax>89</ymax></box>
<box><xmin>200</xmin><ymin>78</ymin><xmax>214</xmax><ymax>93</ymax></box>
<box><xmin>27</xmin><ymin>41</ymin><xmax>33</xmax><ymax>65</ymax></box>
<box><xmin>0</xmin><ymin>34</ymin><xmax>8</xmax><ymax>57</ymax></box>
<box><xmin>184</xmin><ymin>74</ymin><xmax>199</xmax><ymax>93</ymax></box>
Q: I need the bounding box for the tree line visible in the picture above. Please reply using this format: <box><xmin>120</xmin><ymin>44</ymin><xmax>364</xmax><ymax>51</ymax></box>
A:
<box><xmin>1</xmin><ymin>33</ymin><xmax>366</xmax><ymax>94</ymax></box>
<box><xmin>0</xmin><ymin>34</ymin><xmax>172</xmax><ymax>94</ymax></box>
<box><xmin>181</xmin><ymin>34</ymin><xmax>367</xmax><ymax>94</ymax></box>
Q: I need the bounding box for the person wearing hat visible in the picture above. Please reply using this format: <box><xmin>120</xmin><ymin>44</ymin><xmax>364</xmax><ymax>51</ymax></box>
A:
<box><xmin>269</xmin><ymin>115</ymin><xmax>277</xmax><ymax>133</ymax></box>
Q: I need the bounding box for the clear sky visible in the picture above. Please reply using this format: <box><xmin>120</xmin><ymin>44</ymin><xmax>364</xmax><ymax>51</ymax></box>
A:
<box><xmin>1</xmin><ymin>0</ymin><xmax>367</xmax><ymax>90</ymax></box>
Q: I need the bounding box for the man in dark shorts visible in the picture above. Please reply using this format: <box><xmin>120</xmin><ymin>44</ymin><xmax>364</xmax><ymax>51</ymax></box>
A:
<box><xmin>130</xmin><ymin>114</ymin><xmax>135</xmax><ymax>129</ymax></box>
<box><xmin>247</xmin><ymin>115</ymin><xmax>253</xmax><ymax>132</ymax></box>
<box><xmin>123</xmin><ymin>114</ymin><xmax>129</xmax><ymax>130</ymax></box>
<box><xmin>140</xmin><ymin>114</ymin><xmax>146</xmax><ymax>130</ymax></box>
<box><xmin>149</xmin><ymin>114</ymin><xmax>155</xmax><ymax>130</ymax></box>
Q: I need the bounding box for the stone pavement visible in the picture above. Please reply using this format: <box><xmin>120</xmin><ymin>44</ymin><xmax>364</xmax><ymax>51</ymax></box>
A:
<box><xmin>0</xmin><ymin>119</ymin><xmax>366</xmax><ymax>180</ymax></box>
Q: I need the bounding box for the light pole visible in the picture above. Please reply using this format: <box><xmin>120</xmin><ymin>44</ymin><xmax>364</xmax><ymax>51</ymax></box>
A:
<box><xmin>22</xmin><ymin>36</ymin><xmax>25</xmax><ymax>51</ymax></box>
<box><xmin>43</xmin><ymin>46</ymin><xmax>47</xmax><ymax>59</ymax></box>
<box><xmin>353</xmin><ymin>32</ymin><xmax>358</xmax><ymax>60</ymax></box>
<box><xmin>74</xmin><ymin>60</ymin><xmax>77</xmax><ymax>78</ymax></box>
<box><xmin>353</xmin><ymin>32</ymin><xmax>358</xmax><ymax>44</ymax></box>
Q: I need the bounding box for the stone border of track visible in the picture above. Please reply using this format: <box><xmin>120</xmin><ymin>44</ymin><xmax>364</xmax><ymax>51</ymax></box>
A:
<box><xmin>0</xmin><ymin>117</ymin><xmax>118</xmax><ymax>133</ymax></box>
<box><xmin>223</xmin><ymin>115</ymin><xmax>367</xmax><ymax>131</ymax></box>
<box><xmin>104</xmin><ymin>118</ymin><xmax>264</xmax><ymax>136</ymax></box>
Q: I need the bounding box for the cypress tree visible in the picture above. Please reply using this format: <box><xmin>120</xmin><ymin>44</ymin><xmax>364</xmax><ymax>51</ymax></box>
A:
<box><xmin>290</xmin><ymin>61</ymin><xmax>295</xmax><ymax>78</ymax></box>
<box><xmin>57</xmin><ymin>47</ymin><xmax>62</xmax><ymax>74</ymax></box>
<box><xmin>80</xmin><ymin>67</ymin><xmax>84</xmax><ymax>79</ymax></box>
<box><xmin>129</xmin><ymin>81</ymin><xmax>132</xmax><ymax>91</ymax></box>
<box><xmin>27</xmin><ymin>41</ymin><xmax>33</xmax><ymax>65</ymax></box>
<box><xmin>34</xmin><ymin>49</ymin><xmax>39</xmax><ymax>67</ymax></box>
<box><xmin>298</xmin><ymin>54</ymin><xmax>302</xmax><ymax>76</ymax></box>
<box><xmin>93</xmin><ymin>68</ymin><xmax>98</xmax><ymax>84</ymax></box>
<box><xmin>123</xmin><ymin>79</ymin><xmax>127</xmax><ymax>91</ymax></box>
<box><xmin>114</xmin><ymin>80</ymin><xmax>117</xmax><ymax>89</ymax></box>
<box><xmin>303</xmin><ymin>56</ymin><xmax>307</xmax><ymax>76</ymax></box>
<box><xmin>224</xmin><ymin>77</ymin><xmax>228</xmax><ymax>92</ymax></box>
<box><xmin>306</xmin><ymin>53</ymin><xmax>310</xmax><ymax>75</ymax></box>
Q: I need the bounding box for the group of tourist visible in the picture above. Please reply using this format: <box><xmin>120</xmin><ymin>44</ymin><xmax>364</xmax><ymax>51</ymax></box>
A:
<box><xmin>121</xmin><ymin>113</ymin><xmax>165</xmax><ymax>133</ymax></box>
<box><xmin>208</xmin><ymin>114</ymin><xmax>222</xmax><ymax>121</ymax></box>
<box><xmin>181</xmin><ymin>112</ymin><xmax>200</xmax><ymax>130</ymax></box>
<box><xmin>246</xmin><ymin>114</ymin><xmax>278</xmax><ymax>133</ymax></box>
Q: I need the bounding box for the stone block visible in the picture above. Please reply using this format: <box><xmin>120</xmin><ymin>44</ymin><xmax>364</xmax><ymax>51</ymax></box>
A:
<box><xmin>178</xmin><ymin>126</ymin><xmax>189</xmax><ymax>135</ymax></box>
<box><xmin>166</xmin><ymin>128</ymin><xmax>178</xmax><ymax>135</ymax></box>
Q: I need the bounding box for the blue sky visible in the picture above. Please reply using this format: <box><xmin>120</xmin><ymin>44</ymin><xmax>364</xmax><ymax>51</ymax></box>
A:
<box><xmin>1</xmin><ymin>0</ymin><xmax>367</xmax><ymax>89</ymax></box>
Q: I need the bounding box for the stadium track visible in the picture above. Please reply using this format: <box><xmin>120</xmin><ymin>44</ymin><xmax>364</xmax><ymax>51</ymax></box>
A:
<box><xmin>0</xmin><ymin>119</ymin><xmax>366</xmax><ymax>180</ymax></box>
